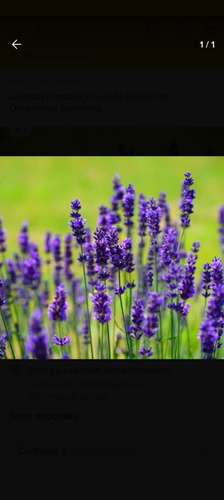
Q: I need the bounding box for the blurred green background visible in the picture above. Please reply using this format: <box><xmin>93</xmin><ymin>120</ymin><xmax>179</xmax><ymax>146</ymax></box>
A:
<box><xmin>0</xmin><ymin>156</ymin><xmax>223</xmax><ymax>271</ymax></box>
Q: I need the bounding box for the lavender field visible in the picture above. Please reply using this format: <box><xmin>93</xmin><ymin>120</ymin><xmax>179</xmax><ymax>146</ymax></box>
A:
<box><xmin>0</xmin><ymin>157</ymin><xmax>224</xmax><ymax>360</ymax></box>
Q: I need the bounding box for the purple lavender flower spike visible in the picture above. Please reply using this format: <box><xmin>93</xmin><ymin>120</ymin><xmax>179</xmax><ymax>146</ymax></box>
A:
<box><xmin>26</xmin><ymin>308</ymin><xmax>49</xmax><ymax>359</ymax></box>
<box><xmin>44</xmin><ymin>231</ymin><xmax>51</xmax><ymax>254</ymax></box>
<box><xmin>18</xmin><ymin>221</ymin><xmax>29</xmax><ymax>254</ymax></box>
<box><xmin>6</xmin><ymin>258</ymin><xmax>17</xmax><ymax>284</ymax></box>
<box><xmin>0</xmin><ymin>215</ymin><xmax>7</xmax><ymax>253</ymax></box>
<box><xmin>218</xmin><ymin>206</ymin><xmax>224</xmax><ymax>253</ymax></box>
<box><xmin>48</xmin><ymin>283</ymin><xmax>68</xmax><ymax>322</ymax></box>
<box><xmin>51</xmin><ymin>234</ymin><xmax>62</xmax><ymax>286</ymax></box>
<box><xmin>69</xmin><ymin>198</ymin><xmax>86</xmax><ymax>246</ymax></box>
<box><xmin>211</xmin><ymin>257</ymin><xmax>223</xmax><ymax>288</ymax></box>
<box><xmin>179</xmin><ymin>245</ymin><xmax>200</xmax><ymax>300</ymax></box>
<box><xmin>93</xmin><ymin>228</ymin><xmax>110</xmax><ymax>267</ymax></box>
<box><xmin>90</xmin><ymin>282</ymin><xmax>112</xmax><ymax>324</ymax></box>
<box><xmin>138</xmin><ymin>194</ymin><xmax>149</xmax><ymax>248</ymax></box>
<box><xmin>130</xmin><ymin>299</ymin><xmax>144</xmax><ymax>339</ymax></box>
<box><xmin>83</xmin><ymin>241</ymin><xmax>96</xmax><ymax>286</ymax></box>
<box><xmin>158</xmin><ymin>192</ymin><xmax>171</xmax><ymax>229</ymax></box>
<box><xmin>63</xmin><ymin>234</ymin><xmax>73</xmax><ymax>281</ymax></box>
<box><xmin>122</xmin><ymin>184</ymin><xmax>135</xmax><ymax>230</ymax></box>
<box><xmin>61</xmin><ymin>353</ymin><xmax>70</xmax><ymax>359</ymax></box>
<box><xmin>80</xmin><ymin>314</ymin><xmax>89</xmax><ymax>345</ymax></box>
<box><xmin>139</xmin><ymin>345</ymin><xmax>153</xmax><ymax>357</ymax></box>
<box><xmin>143</xmin><ymin>292</ymin><xmax>163</xmax><ymax>339</ymax></box>
<box><xmin>0</xmin><ymin>337</ymin><xmax>6</xmax><ymax>359</ymax></box>
<box><xmin>21</xmin><ymin>257</ymin><xmax>40</xmax><ymax>290</ymax></box>
<box><xmin>97</xmin><ymin>205</ymin><xmax>111</xmax><ymax>232</ymax></box>
<box><xmin>107</xmin><ymin>227</ymin><xmax>125</xmax><ymax>271</ymax></box>
<box><xmin>122</xmin><ymin>238</ymin><xmax>135</xmax><ymax>274</ymax></box>
<box><xmin>198</xmin><ymin>319</ymin><xmax>219</xmax><ymax>357</ymax></box>
<box><xmin>52</xmin><ymin>335</ymin><xmax>70</xmax><ymax>346</ymax></box>
<box><xmin>202</xmin><ymin>263</ymin><xmax>211</xmax><ymax>298</ymax></box>
<box><xmin>40</xmin><ymin>280</ymin><xmax>50</xmax><ymax>308</ymax></box>
<box><xmin>179</xmin><ymin>172</ymin><xmax>196</xmax><ymax>228</ymax></box>
<box><xmin>147</xmin><ymin>198</ymin><xmax>161</xmax><ymax>238</ymax></box>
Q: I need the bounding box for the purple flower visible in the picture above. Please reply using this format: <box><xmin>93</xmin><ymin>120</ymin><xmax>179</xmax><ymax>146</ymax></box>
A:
<box><xmin>0</xmin><ymin>337</ymin><xmax>6</xmax><ymax>359</ymax></box>
<box><xmin>179</xmin><ymin>172</ymin><xmax>196</xmax><ymax>228</ymax></box>
<box><xmin>18</xmin><ymin>221</ymin><xmax>29</xmax><ymax>254</ymax></box>
<box><xmin>122</xmin><ymin>238</ymin><xmax>135</xmax><ymax>273</ymax></box>
<box><xmin>211</xmin><ymin>257</ymin><xmax>223</xmax><ymax>288</ymax></box>
<box><xmin>122</xmin><ymin>184</ymin><xmax>135</xmax><ymax>228</ymax></box>
<box><xmin>69</xmin><ymin>198</ymin><xmax>86</xmax><ymax>246</ymax></box>
<box><xmin>138</xmin><ymin>194</ymin><xmax>148</xmax><ymax>247</ymax></box>
<box><xmin>93</xmin><ymin>228</ymin><xmax>110</xmax><ymax>267</ymax></box>
<box><xmin>147</xmin><ymin>270</ymin><xmax>154</xmax><ymax>288</ymax></box>
<box><xmin>83</xmin><ymin>241</ymin><xmax>96</xmax><ymax>285</ymax></box>
<box><xmin>51</xmin><ymin>234</ymin><xmax>62</xmax><ymax>286</ymax></box>
<box><xmin>90</xmin><ymin>283</ymin><xmax>112</xmax><ymax>324</ymax></box>
<box><xmin>139</xmin><ymin>345</ymin><xmax>153</xmax><ymax>357</ymax></box>
<box><xmin>61</xmin><ymin>353</ymin><xmax>70</xmax><ymax>359</ymax></box>
<box><xmin>80</xmin><ymin>314</ymin><xmax>89</xmax><ymax>345</ymax></box>
<box><xmin>114</xmin><ymin>284</ymin><xmax>127</xmax><ymax>296</ymax></box>
<box><xmin>52</xmin><ymin>335</ymin><xmax>70</xmax><ymax>346</ymax></box>
<box><xmin>21</xmin><ymin>257</ymin><xmax>40</xmax><ymax>290</ymax></box>
<box><xmin>147</xmin><ymin>198</ymin><xmax>161</xmax><ymax>237</ymax></box>
<box><xmin>158</xmin><ymin>192</ymin><xmax>171</xmax><ymax>228</ymax></box>
<box><xmin>168</xmin><ymin>300</ymin><xmax>191</xmax><ymax>316</ymax></box>
<box><xmin>44</xmin><ymin>231</ymin><xmax>51</xmax><ymax>255</ymax></box>
<box><xmin>26</xmin><ymin>309</ymin><xmax>49</xmax><ymax>359</ymax></box>
<box><xmin>40</xmin><ymin>280</ymin><xmax>49</xmax><ymax>308</ymax></box>
<box><xmin>202</xmin><ymin>263</ymin><xmax>211</xmax><ymax>298</ymax></box>
<box><xmin>0</xmin><ymin>215</ymin><xmax>7</xmax><ymax>252</ymax></box>
<box><xmin>160</xmin><ymin>229</ymin><xmax>179</xmax><ymax>267</ymax></box>
<box><xmin>198</xmin><ymin>319</ymin><xmax>219</xmax><ymax>357</ymax></box>
<box><xmin>63</xmin><ymin>234</ymin><xmax>73</xmax><ymax>281</ymax></box>
<box><xmin>6</xmin><ymin>258</ymin><xmax>17</xmax><ymax>284</ymax></box>
<box><xmin>107</xmin><ymin>228</ymin><xmax>125</xmax><ymax>271</ymax></box>
<box><xmin>179</xmin><ymin>251</ymin><xmax>198</xmax><ymax>300</ymax></box>
<box><xmin>48</xmin><ymin>283</ymin><xmax>68</xmax><ymax>321</ymax></box>
<box><xmin>143</xmin><ymin>292</ymin><xmax>163</xmax><ymax>338</ymax></box>
<box><xmin>130</xmin><ymin>299</ymin><xmax>144</xmax><ymax>339</ymax></box>
<box><xmin>97</xmin><ymin>205</ymin><xmax>111</xmax><ymax>232</ymax></box>
<box><xmin>218</xmin><ymin>206</ymin><xmax>224</xmax><ymax>253</ymax></box>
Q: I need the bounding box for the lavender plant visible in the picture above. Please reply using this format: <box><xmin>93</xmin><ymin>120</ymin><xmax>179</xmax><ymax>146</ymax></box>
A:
<box><xmin>1</xmin><ymin>171</ymin><xmax>224</xmax><ymax>360</ymax></box>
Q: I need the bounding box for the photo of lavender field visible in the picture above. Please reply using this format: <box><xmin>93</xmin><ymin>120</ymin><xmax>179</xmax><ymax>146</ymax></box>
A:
<box><xmin>0</xmin><ymin>156</ymin><xmax>224</xmax><ymax>360</ymax></box>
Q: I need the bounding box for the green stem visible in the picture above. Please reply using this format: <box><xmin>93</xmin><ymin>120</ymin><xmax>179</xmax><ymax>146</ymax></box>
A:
<box><xmin>58</xmin><ymin>322</ymin><xmax>64</xmax><ymax>355</ymax></box>
<box><xmin>106</xmin><ymin>322</ymin><xmax>111</xmax><ymax>359</ymax></box>
<box><xmin>81</xmin><ymin>245</ymin><xmax>94</xmax><ymax>359</ymax></box>
<box><xmin>170</xmin><ymin>308</ymin><xmax>175</xmax><ymax>359</ymax></box>
<box><xmin>0</xmin><ymin>306</ymin><xmax>16</xmax><ymax>359</ymax></box>
<box><xmin>119</xmin><ymin>271</ymin><xmax>132</xmax><ymax>358</ymax></box>
<box><xmin>159</xmin><ymin>311</ymin><xmax>163</xmax><ymax>359</ymax></box>
<box><xmin>186</xmin><ymin>317</ymin><xmax>191</xmax><ymax>359</ymax></box>
<box><xmin>154</xmin><ymin>242</ymin><xmax>158</xmax><ymax>293</ymax></box>
<box><xmin>177</xmin><ymin>227</ymin><xmax>185</xmax><ymax>254</ymax></box>
<box><xmin>101</xmin><ymin>323</ymin><xmax>104</xmax><ymax>359</ymax></box>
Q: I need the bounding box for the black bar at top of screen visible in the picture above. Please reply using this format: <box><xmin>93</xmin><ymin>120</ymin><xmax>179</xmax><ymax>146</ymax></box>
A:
<box><xmin>0</xmin><ymin>16</ymin><xmax>224</xmax><ymax>68</ymax></box>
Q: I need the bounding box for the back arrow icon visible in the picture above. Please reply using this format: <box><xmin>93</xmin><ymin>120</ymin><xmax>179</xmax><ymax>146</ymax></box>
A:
<box><xmin>12</xmin><ymin>39</ymin><xmax>22</xmax><ymax>50</ymax></box>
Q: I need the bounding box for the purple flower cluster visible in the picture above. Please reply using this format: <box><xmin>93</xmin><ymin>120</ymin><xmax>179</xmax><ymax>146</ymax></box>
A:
<box><xmin>0</xmin><ymin>216</ymin><xmax>7</xmax><ymax>253</ymax></box>
<box><xmin>1</xmin><ymin>170</ymin><xmax>224</xmax><ymax>360</ymax></box>
<box><xmin>26</xmin><ymin>309</ymin><xmax>49</xmax><ymax>359</ymax></box>
<box><xmin>218</xmin><ymin>206</ymin><xmax>224</xmax><ymax>253</ymax></box>
<box><xmin>48</xmin><ymin>283</ymin><xmax>68</xmax><ymax>322</ymax></box>
<box><xmin>69</xmin><ymin>199</ymin><xmax>86</xmax><ymax>246</ymax></box>
<box><xmin>179</xmin><ymin>172</ymin><xmax>196</xmax><ymax>228</ymax></box>
<box><xmin>90</xmin><ymin>282</ymin><xmax>112</xmax><ymax>324</ymax></box>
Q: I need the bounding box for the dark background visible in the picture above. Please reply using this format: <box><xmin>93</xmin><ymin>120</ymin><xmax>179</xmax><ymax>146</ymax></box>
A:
<box><xmin>1</xmin><ymin>13</ymin><xmax>223</xmax><ymax>466</ymax></box>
